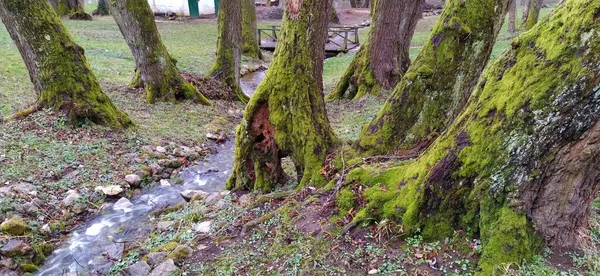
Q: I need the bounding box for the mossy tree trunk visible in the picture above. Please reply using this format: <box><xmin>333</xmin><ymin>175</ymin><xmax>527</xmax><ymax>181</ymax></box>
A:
<box><xmin>329</xmin><ymin>0</ymin><xmax>340</xmax><ymax>25</ymax></box>
<box><xmin>210</xmin><ymin>0</ymin><xmax>248</xmax><ymax>102</ymax></box>
<box><xmin>521</xmin><ymin>0</ymin><xmax>541</xmax><ymax>30</ymax></box>
<box><xmin>108</xmin><ymin>0</ymin><xmax>211</xmax><ymax>105</ymax></box>
<box><xmin>48</xmin><ymin>0</ymin><xmax>92</xmax><ymax>20</ymax></box>
<box><xmin>345</xmin><ymin>1</ymin><xmax>600</xmax><ymax>274</ymax></box>
<box><xmin>226</xmin><ymin>0</ymin><xmax>339</xmax><ymax>192</ymax></box>
<box><xmin>508</xmin><ymin>0</ymin><xmax>516</xmax><ymax>34</ymax></box>
<box><xmin>0</xmin><ymin>0</ymin><xmax>132</xmax><ymax>127</ymax></box>
<box><xmin>357</xmin><ymin>0</ymin><xmax>511</xmax><ymax>154</ymax></box>
<box><xmin>327</xmin><ymin>0</ymin><xmax>423</xmax><ymax>101</ymax></box>
<box><xmin>241</xmin><ymin>0</ymin><xmax>262</xmax><ymax>60</ymax></box>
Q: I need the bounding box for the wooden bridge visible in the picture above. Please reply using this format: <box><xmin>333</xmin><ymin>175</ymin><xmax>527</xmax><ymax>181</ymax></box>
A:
<box><xmin>258</xmin><ymin>25</ymin><xmax>364</xmax><ymax>54</ymax></box>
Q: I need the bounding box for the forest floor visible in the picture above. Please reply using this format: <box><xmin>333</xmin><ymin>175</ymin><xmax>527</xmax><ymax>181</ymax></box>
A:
<box><xmin>1</xmin><ymin>4</ymin><xmax>598</xmax><ymax>276</ymax></box>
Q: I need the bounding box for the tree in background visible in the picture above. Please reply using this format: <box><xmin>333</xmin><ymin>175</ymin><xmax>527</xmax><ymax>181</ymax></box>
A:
<box><xmin>48</xmin><ymin>0</ymin><xmax>92</xmax><ymax>20</ymax></box>
<box><xmin>508</xmin><ymin>0</ymin><xmax>517</xmax><ymax>34</ymax></box>
<box><xmin>0</xmin><ymin>0</ymin><xmax>132</xmax><ymax>127</ymax></box>
<box><xmin>522</xmin><ymin>0</ymin><xmax>542</xmax><ymax>30</ymax></box>
<box><xmin>108</xmin><ymin>0</ymin><xmax>211</xmax><ymax>105</ymax></box>
<box><xmin>211</xmin><ymin>0</ymin><xmax>248</xmax><ymax>101</ymax></box>
<box><xmin>227</xmin><ymin>0</ymin><xmax>338</xmax><ymax>191</ymax></box>
<box><xmin>241</xmin><ymin>0</ymin><xmax>263</xmax><ymax>59</ymax></box>
<box><xmin>357</xmin><ymin>0</ymin><xmax>511</xmax><ymax>154</ymax></box>
<box><xmin>328</xmin><ymin>0</ymin><xmax>423</xmax><ymax>101</ymax></box>
<box><xmin>93</xmin><ymin>0</ymin><xmax>109</xmax><ymax>16</ymax></box>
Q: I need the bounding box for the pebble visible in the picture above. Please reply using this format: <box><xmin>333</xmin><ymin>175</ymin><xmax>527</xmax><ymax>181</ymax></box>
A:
<box><xmin>95</xmin><ymin>185</ymin><xmax>124</xmax><ymax>196</ymax></box>
<box><xmin>368</xmin><ymin>269</ymin><xmax>379</xmax><ymax>275</ymax></box>
<box><xmin>113</xmin><ymin>197</ymin><xmax>133</xmax><ymax>211</ymax></box>
<box><xmin>193</xmin><ymin>221</ymin><xmax>212</xmax><ymax>234</ymax></box>
<box><xmin>125</xmin><ymin>174</ymin><xmax>142</xmax><ymax>186</ymax></box>
<box><xmin>149</xmin><ymin>259</ymin><xmax>179</xmax><ymax>276</ymax></box>
<box><xmin>156</xmin><ymin>146</ymin><xmax>167</xmax><ymax>153</ymax></box>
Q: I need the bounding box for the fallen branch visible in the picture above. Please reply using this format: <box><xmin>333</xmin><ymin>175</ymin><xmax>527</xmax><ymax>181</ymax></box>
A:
<box><xmin>2</xmin><ymin>103</ymin><xmax>42</xmax><ymax>122</ymax></box>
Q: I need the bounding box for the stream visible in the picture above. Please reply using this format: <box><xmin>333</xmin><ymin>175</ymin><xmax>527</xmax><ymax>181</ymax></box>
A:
<box><xmin>37</xmin><ymin>71</ymin><xmax>268</xmax><ymax>275</ymax></box>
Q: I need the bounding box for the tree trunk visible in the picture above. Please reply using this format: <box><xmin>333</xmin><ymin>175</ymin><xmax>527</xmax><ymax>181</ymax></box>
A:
<box><xmin>211</xmin><ymin>0</ymin><xmax>248</xmax><ymax>102</ymax></box>
<box><xmin>522</xmin><ymin>0</ymin><xmax>541</xmax><ymax>30</ymax></box>
<box><xmin>0</xmin><ymin>0</ymin><xmax>132</xmax><ymax>128</ymax></box>
<box><xmin>93</xmin><ymin>0</ymin><xmax>109</xmax><ymax>16</ymax></box>
<box><xmin>345</xmin><ymin>2</ymin><xmax>600</xmax><ymax>274</ymax></box>
<box><xmin>241</xmin><ymin>0</ymin><xmax>262</xmax><ymax>60</ymax></box>
<box><xmin>508</xmin><ymin>0</ymin><xmax>516</xmax><ymax>34</ymax></box>
<box><xmin>357</xmin><ymin>0</ymin><xmax>510</xmax><ymax>154</ymax></box>
<box><xmin>349</xmin><ymin>0</ymin><xmax>357</xmax><ymax>8</ymax></box>
<box><xmin>108</xmin><ymin>0</ymin><xmax>211</xmax><ymax>105</ymax></box>
<box><xmin>329</xmin><ymin>1</ymin><xmax>340</xmax><ymax>25</ymax></box>
<box><xmin>327</xmin><ymin>0</ymin><xmax>423</xmax><ymax>101</ymax></box>
<box><xmin>361</xmin><ymin>0</ymin><xmax>370</xmax><ymax>8</ymax></box>
<box><xmin>227</xmin><ymin>0</ymin><xmax>339</xmax><ymax>191</ymax></box>
<box><xmin>521</xmin><ymin>0</ymin><xmax>530</xmax><ymax>27</ymax></box>
<box><xmin>49</xmin><ymin>0</ymin><xmax>92</xmax><ymax>20</ymax></box>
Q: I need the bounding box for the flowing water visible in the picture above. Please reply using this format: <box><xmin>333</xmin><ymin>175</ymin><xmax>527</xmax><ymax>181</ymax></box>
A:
<box><xmin>37</xmin><ymin>140</ymin><xmax>235</xmax><ymax>275</ymax></box>
<box><xmin>37</xmin><ymin>70</ymin><xmax>268</xmax><ymax>276</ymax></box>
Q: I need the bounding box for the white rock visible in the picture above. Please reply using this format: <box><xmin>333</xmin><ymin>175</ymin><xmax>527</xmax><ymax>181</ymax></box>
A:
<box><xmin>160</xmin><ymin>180</ymin><xmax>171</xmax><ymax>187</ymax></box>
<box><xmin>368</xmin><ymin>269</ymin><xmax>379</xmax><ymax>275</ymax></box>
<box><xmin>113</xmin><ymin>197</ymin><xmax>133</xmax><ymax>211</ymax></box>
<box><xmin>156</xmin><ymin>146</ymin><xmax>167</xmax><ymax>153</ymax></box>
<box><xmin>193</xmin><ymin>221</ymin><xmax>212</xmax><ymax>234</ymax></box>
<box><xmin>41</xmin><ymin>224</ymin><xmax>51</xmax><ymax>233</ymax></box>
<box><xmin>197</xmin><ymin>245</ymin><xmax>208</xmax><ymax>251</ymax></box>
<box><xmin>206</xmin><ymin>133</ymin><xmax>219</xmax><ymax>140</ymax></box>
<box><xmin>157</xmin><ymin>221</ymin><xmax>174</xmax><ymax>231</ymax></box>
<box><xmin>97</xmin><ymin>185</ymin><xmax>123</xmax><ymax>196</ymax></box>
<box><xmin>125</xmin><ymin>174</ymin><xmax>142</xmax><ymax>185</ymax></box>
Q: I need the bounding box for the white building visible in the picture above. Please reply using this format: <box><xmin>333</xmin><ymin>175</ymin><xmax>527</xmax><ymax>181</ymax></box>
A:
<box><xmin>147</xmin><ymin>0</ymin><xmax>216</xmax><ymax>16</ymax></box>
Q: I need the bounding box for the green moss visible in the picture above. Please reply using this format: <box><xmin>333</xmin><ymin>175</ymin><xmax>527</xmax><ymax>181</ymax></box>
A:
<box><xmin>0</xmin><ymin>217</ymin><xmax>28</xmax><ymax>236</ymax></box>
<box><xmin>477</xmin><ymin>206</ymin><xmax>540</xmax><ymax>275</ymax></box>
<box><xmin>156</xmin><ymin>241</ymin><xmax>179</xmax><ymax>252</ymax></box>
<box><xmin>167</xmin><ymin>245</ymin><xmax>190</xmax><ymax>261</ymax></box>
<box><xmin>20</xmin><ymin>263</ymin><xmax>39</xmax><ymax>273</ymax></box>
<box><xmin>336</xmin><ymin>187</ymin><xmax>355</xmax><ymax>215</ymax></box>
<box><xmin>241</xmin><ymin>0</ymin><xmax>262</xmax><ymax>60</ymax></box>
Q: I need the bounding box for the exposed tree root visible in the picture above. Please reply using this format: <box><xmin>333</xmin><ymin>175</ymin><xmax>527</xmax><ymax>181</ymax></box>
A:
<box><xmin>1</xmin><ymin>103</ymin><xmax>42</xmax><ymax>122</ymax></box>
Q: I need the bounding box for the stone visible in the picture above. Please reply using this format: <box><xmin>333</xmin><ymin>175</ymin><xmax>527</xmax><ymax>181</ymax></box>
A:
<box><xmin>156</xmin><ymin>221</ymin><xmax>174</xmax><ymax>231</ymax></box>
<box><xmin>160</xmin><ymin>180</ymin><xmax>171</xmax><ymax>187</ymax></box>
<box><xmin>148</xmin><ymin>164</ymin><xmax>162</xmax><ymax>175</ymax></box>
<box><xmin>0</xmin><ymin>240</ymin><xmax>30</xmax><ymax>257</ymax></box>
<box><xmin>125</xmin><ymin>261</ymin><xmax>151</xmax><ymax>276</ymax></box>
<box><xmin>197</xmin><ymin>244</ymin><xmax>208</xmax><ymax>251</ymax></box>
<box><xmin>96</xmin><ymin>185</ymin><xmax>124</xmax><ymax>196</ymax></box>
<box><xmin>0</xmin><ymin>269</ymin><xmax>18</xmax><ymax>276</ymax></box>
<box><xmin>193</xmin><ymin>221</ymin><xmax>212</xmax><ymax>234</ymax></box>
<box><xmin>0</xmin><ymin>186</ymin><xmax>12</xmax><ymax>196</ymax></box>
<box><xmin>149</xmin><ymin>259</ymin><xmax>179</xmax><ymax>276</ymax></box>
<box><xmin>238</xmin><ymin>194</ymin><xmax>252</xmax><ymax>207</ymax></box>
<box><xmin>180</xmin><ymin>190</ymin><xmax>208</xmax><ymax>201</ymax></box>
<box><xmin>61</xmin><ymin>190</ymin><xmax>80</xmax><ymax>206</ymax></box>
<box><xmin>125</xmin><ymin>174</ymin><xmax>142</xmax><ymax>186</ymax></box>
<box><xmin>146</xmin><ymin>252</ymin><xmax>166</xmax><ymax>267</ymax></box>
<box><xmin>167</xmin><ymin>245</ymin><xmax>191</xmax><ymax>261</ymax></box>
<box><xmin>0</xmin><ymin>218</ymin><xmax>28</xmax><ymax>236</ymax></box>
<box><xmin>206</xmin><ymin>133</ymin><xmax>219</xmax><ymax>140</ymax></box>
<box><xmin>41</xmin><ymin>224</ymin><xmax>51</xmax><ymax>233</ymax></box>
<box><xmin>0</xmin><ymin>257</ymin><xmax>15</xmax><ymax>269</ymax></box>
<box><xmin>113</xmin><ymin>197</ymin><xmax>133</xmax><ymax>211</ymax></box>
<box><xmin>204</xmin><ymin>193</ymin><xmax>223</xmax><ymax>206</ymax></box>
<box><xmin>157</xmin><ymin>159</ymin><xmax>183</xmax><ymax>169</ymax></box>
<box><xmin>12</xmin><ymin>183</ymin><xmax>37</xmax><ymax>196</ymax></box>
<box><xmin>368</xmin><ymin>269</ymin><xmax>379</xmax><ymax>275</ymax></box>
<box><xmin>155</xmin><ymin>146</ymin><xmax>167</xmax><ymax>153</ymax></box>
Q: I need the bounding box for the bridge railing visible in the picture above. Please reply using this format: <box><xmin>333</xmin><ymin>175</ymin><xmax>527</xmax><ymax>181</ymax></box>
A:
<box><xmin>257</xmin><ymin>25</ymin><xmax>365</xmax><ymax>53</ymax></box>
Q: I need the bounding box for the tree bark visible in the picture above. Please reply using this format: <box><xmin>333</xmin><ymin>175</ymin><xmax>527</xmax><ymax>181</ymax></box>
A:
<box><xmin>349</xmin><ymin>0</ymin><xmax>357</xmax><ymax>8</ymax></box>
<box><xmin>211</xmin><ymin>0</ymin><xmax>248</xmax><ymax>102</ymax></box>
<box><xmin>508</xmin><ymin>0</ymin><xmax>516</xmax><ymax>34</ymax></box>
<box><xmin>361</xmin><ymin>0</ymin><xmax>370</xmax><ymax>8</ymax></box>
<box><xmin>108</xmin><ymin>0</ymin><xmax>211</xmax><ymax>105</ymax></box>
<box><xmin>345</xmin><ymin>2</ymin><xmax>600</xmax><ymax>274</ymax></box>
<box><xmin>330</xmin><ymin>1</ymin><xmax>340</xmax><ymax>25</ymax></box>
<box><xmin>0</xmin><ymin>0</ymin><xmax>132</xmax><ymax>128</ymax></box>
<box><xmin>93</xmin><ymin>0</ymin><xmax>109</xmax><ymax>16</ymax></box>
<box><xmin>522</xmin><ymin>0</ymin><xmax>541</xmax><ymax>30</ymax></box>
<box><xmin>327</xmin><ymin>0</ymin><xmax>423</xmax><ymax>101</ymax></box>
<box><xmin>241</xmin><ymin>0</ymin><xmax>262</xmax><ymax>60</ymax></box>
<box><xmin>49</xmin><ymin>0</ymin><xmax>92</xmax><ymax>20</ymax></box>
<box><xmin>227</xmin><ymin>0</ymin><xmax>338</xmax><ymax>191</ymax></box>
<box><xmin>357</xmin><ymin>0</ymin><xmax>511</xmax><ymax>154</ymax></box>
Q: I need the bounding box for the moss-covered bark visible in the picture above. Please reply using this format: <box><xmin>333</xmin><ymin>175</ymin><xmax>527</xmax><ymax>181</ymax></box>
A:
<box><xmin>0</xmin><ymin>0</ymin><xmax>132</xmax><ymax>128</ymax></box>
<box><xmin>327</xmin><ymin>0</ymin><xmax>422</xmax><ymax>101</ymax></box>
<box><xmin>108</xmin><ymin>0</ymin><xmax>211</xmax><ymax>105</ymax></box>
<box><xmin>357</xmin><ymin>0</ymin><xmax>510</xmax><ymax>154</ymax></box>
<box><xmin>93</xmin><ymin>0</ymin><xmax>109</xmax><ymax>16</ymax></box>
<box><xmin>211</xmin><ymin>0</ymin><xmax>249</xmax><ymax>102</ymax></box>
<box><xmin>226</xmin><ymin>0</ymin><xmax>339</xmax><ymax>192</ymax></box>
<box><xmin>342</xmin><ymin>1</ymin><xmax>600</xmax><ymax>273</ymax></box>
<box><xmin>49</xmin><ymin>0</ymin><xmax>92</xmax><ymax>20</ymax></box>
<box><xmin>522</xmin><ymin>0</ymin><xmax>542</xmax><ymax>30</ymax></box>
<box><xmin>241</xmin><ymin>0</ymin><xmax>262</xmax><ymax>60</ymax></box>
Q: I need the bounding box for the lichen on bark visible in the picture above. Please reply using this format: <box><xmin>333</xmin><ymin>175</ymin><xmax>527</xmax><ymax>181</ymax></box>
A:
<box><xmin>226</xmin><ymin>0</ymin><xmax>339</xmax><ymax>191</ymax></box>
<box><xmin>109</xmin><ymin>0</ymin><xmax>211</xmax><ymax>105</ymax></box>
<box><xmin>327</xmin><ymin>0</ymin><xmax>422</xmax><ymax>101</ymax></box>
<box><xmin>357</xmin><ymin>0</ymin><xmax>511</xmax><ymax>155</ymax></box>
<box><xmin>340</xmin><ymin>1</ymin><xmax>600</xmax><ymax>273</ymax></box>
<box><xmin>0</xmin><ymin>0</ymin><xmax>132</xmax><ymax>128</ymax></box>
